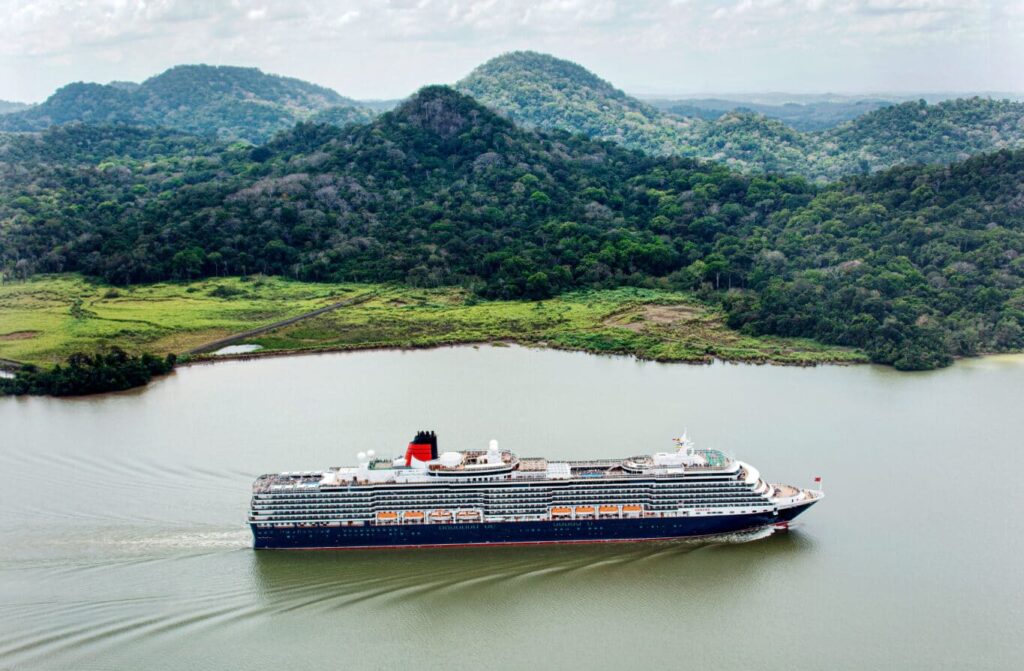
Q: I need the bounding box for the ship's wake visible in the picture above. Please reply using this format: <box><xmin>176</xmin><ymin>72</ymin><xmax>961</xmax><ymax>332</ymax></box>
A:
<box><xmin>686</xmin><ymin>525</ymin><xmax>778</xmax><ymax>545</ymax></box>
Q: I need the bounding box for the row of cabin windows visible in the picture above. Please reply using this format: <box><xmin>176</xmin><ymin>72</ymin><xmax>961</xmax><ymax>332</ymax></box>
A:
<box><xmin>257</xmin><ymin>484</ymin><xmax>753</xmax><ymax>505</ymax></box>
<box><xmin>256</xmin><ymin>490</ymin><xmax>766</xmax><ymax>506</ymax></box>
<box><xmin>255</xmin><ymin>493</ymin><xmax>766</xmax><ymax>512</ymax></box>
<box><xmin>259</xmin><ymin>502</ymin><xmax>767</xmax><ymax>523</ymax></box>
<box><xmin>259</xmin><ymin>497</ymin><xmax>767</xmax><ymax>518</ymax></box>
<box><xmin>262</xmin><ymin>477</ymin><xmax>743</xmax><ymax>497</ymax></box>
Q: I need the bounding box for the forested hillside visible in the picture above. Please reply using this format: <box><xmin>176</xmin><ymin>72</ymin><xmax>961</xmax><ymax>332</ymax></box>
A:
<box><xmin>825</xmin><ymin>98</ymin><xmax>1024</xmax><ymax>172</ymax></box>
<box><xmin>725</xmin><ymin>150</ymin><xmax>1024</xmax><ymax>369</ymax></box>
<box><xmin>2</xmin><ymin>87</ymin><xmax>1023</xmax><ymax>369</ymax></box>
<box><xmin>456</xmin><ymin>50</ymin><xmax>690</xmax><ymax>156</ymax></box>
<box><xmin>0</xmin><ymin>65</ymin><xmax>373</xmax><ymax>143</ymax></box>
<box><xmin>459</xmin><ymin>52</ymin><xmax>1024</xmax><ymax>180</ymax></box>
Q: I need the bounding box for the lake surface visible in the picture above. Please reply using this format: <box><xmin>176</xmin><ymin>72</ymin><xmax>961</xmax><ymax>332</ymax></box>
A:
<box><xmin>2</xmin><ymin>346</ymin><xmax>1023</xmax><ymax>670</ymax></box>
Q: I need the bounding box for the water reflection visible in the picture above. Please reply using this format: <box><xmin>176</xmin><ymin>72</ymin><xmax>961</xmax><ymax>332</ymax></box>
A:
<box><xmin>248</xmin><ymin>529</ymin><xmax>812</xmax><ymax>609</ymax></box>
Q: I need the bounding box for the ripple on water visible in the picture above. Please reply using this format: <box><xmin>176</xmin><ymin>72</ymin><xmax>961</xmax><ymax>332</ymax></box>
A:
<box><xmin>244</xmin><ymin>527</ymin><xmax>788</xmax><ymax>611</ymax></box>
<box><xmin>0</xmin><ymin>520</ymin><xmax>815</xmax><ymax>668</ymax></box>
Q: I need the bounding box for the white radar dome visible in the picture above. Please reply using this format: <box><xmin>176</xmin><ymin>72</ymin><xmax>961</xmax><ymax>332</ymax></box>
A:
<box><xmin>438</xmin><ymin>452</ymin><xmax>463</xmax><ymax>467</ymax></box>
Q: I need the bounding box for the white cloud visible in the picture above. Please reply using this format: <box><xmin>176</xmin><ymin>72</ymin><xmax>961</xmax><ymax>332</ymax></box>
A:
<box><xmin>0</xmin><ymin>0</ymin><xmax>1021</xmax><ymax>101</ymax></box>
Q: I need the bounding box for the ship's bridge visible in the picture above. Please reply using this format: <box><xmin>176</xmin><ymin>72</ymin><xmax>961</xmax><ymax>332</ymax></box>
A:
<box><xmin>621</xmin><ymin>434</ymin><xmax>733</xmax><ymax>475</ymax></box>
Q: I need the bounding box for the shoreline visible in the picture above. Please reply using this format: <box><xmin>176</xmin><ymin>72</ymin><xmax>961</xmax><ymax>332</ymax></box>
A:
<box><xmin>7</xmin><ymin>342</ymin><xmax>1022</xmax><ymax>400</ymax></box>
<box><xmin>180</xmin><ymin>338</ymin><xmax>867</xmax><ymax>370</ymax></box>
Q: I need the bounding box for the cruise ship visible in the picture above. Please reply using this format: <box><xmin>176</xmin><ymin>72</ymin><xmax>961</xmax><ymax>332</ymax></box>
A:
<box><xmin>249</xmin><ymin>431</ymin><xmax>823</xmax><ymax>549</ymax></box>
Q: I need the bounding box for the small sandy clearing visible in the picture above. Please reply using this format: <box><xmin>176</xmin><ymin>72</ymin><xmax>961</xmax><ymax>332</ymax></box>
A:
<box><xmin>0</xmin><ymin>331</ymin><xmax>40</xmax><ymax>341</ymax></box>
<box><xmin>604</xmin><ymin>305</ymin><xmax>703</xmax><ymax>332</ymax></box>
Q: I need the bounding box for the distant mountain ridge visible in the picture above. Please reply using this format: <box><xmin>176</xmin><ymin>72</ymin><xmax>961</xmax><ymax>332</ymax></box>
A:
<box><xmin>0</xmin><ymin>100</ymin><xmax>30</xmax><ymax>115</ymax></box>
<box><xmin>646</xmin><ymin>97</ymin><xmax>895</xmax><ymax>131</ymax></box>
<box><xmin>458</xmin><ymin>51</ymin><xmax>1024</xmax><ymax>180</ymax></box>
<box><xmin>4</xmin><ymin>53</ymin><xmax>1024</xmax><ymax>178</ymax></box>
<box><xmin>0</xmin><ymin>65</ymin><xmax>375</xmax><ymax>143</ymax></box>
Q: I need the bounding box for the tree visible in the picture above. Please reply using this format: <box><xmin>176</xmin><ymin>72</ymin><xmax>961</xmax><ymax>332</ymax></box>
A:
<box><xmin>172</xmin><ymin>247</ymin><xmax>205</xmax><ymax>279</ymax></box>
<box><xmin>526</xmin><ymin>271</ymin><xmax>552</xmax><ymax>299</ymax></box>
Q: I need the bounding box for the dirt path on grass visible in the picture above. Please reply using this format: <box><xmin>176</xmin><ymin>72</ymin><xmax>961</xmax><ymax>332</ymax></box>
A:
<box><xmin>185</xmin><ymin>292</ymin><xmax>376</xmax><ymax>356</ymax></box>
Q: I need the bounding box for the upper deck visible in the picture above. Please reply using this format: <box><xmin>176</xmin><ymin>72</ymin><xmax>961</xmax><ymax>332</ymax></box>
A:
<box><xmin>252</xmin><ymin>444</ymin><xmax>736</xmax><ymax>495</ymax></box>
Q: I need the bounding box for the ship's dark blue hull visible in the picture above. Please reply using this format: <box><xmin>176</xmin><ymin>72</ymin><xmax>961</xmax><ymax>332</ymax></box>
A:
<box><xmin>252</xmin><ymin>501</ymin><xmax>817</xmax><ymax>549</ymax></box>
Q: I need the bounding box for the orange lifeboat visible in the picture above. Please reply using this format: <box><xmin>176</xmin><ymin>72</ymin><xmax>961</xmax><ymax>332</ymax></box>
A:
<box><xmin>599</xmin><ymin>505</ymin><xmax>619</xmax><ymax>515</ymax></box>
<box><xmin>574</xmin><ymin>506</ymin><xmax>595</xmax><ymax>516</ymax></box>
<box><xmin>403</xmin><ymin>511</ymin><xmax>425</xmax><ymax>521</ymax></box>
<box><xmin>550</xmin><ymin>506</ymin><xmax>572</xmax><ymax>517</ymax></box>
<box><xmin>622</xmin><ymin>504</ymin><xmax>643</xmax><ymax>515</ymax></box>
<box><xmin>429</xmin><ymin>510</ymin><xmax>453</xmax><ymax>522</ymax></box>
<box><xmin>376</xmin><ymin>511</ymin><xmax>399</xmax><ymax>522</ymax></box>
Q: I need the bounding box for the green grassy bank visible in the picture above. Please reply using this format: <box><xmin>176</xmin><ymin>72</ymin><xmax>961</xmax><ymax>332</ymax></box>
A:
<box><xmin>0</xmin><ymin>275</ymin><xmax>866</xmax><ymax>368</ymax></box>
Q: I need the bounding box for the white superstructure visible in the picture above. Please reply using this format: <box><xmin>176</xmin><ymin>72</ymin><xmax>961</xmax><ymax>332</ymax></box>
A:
<box><xmin>250</xmin><ymin>434</ymin><xmax>823</xmax><ymax>530</ymax></box>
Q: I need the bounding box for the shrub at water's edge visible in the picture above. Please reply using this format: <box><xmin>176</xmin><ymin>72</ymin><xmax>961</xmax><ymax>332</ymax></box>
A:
<box><xmin>0</xmin><ymin>347</ymin><xmax>176</xmax><ymax>396</ymax></box>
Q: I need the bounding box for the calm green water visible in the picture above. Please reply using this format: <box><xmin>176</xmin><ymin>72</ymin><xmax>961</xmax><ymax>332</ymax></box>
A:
<box><xmin>2</xmin><ymin>346</ymin><xmax>1023</xmax><ymax>670</ymax></box>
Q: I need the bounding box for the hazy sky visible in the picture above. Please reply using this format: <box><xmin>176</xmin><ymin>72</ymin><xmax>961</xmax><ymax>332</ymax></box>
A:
<box><xmin>2</xmin><ymin>0</ymin><xmax>1023</xmax><ymax>103</ymax></box>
